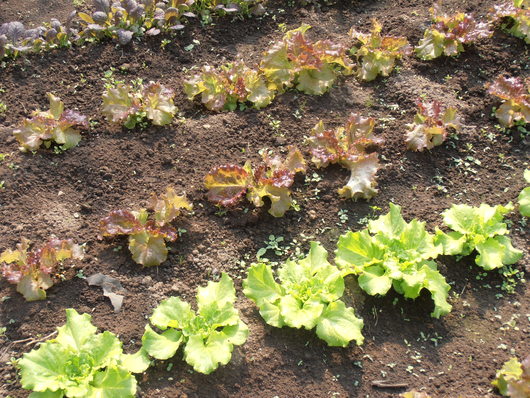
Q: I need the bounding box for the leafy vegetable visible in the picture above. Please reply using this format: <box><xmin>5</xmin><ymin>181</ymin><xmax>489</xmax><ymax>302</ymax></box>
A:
<box><xmin>142</xmin><ymin>273</ymin><xmax>248</xmax><ymax>374</ymax></box>
<box><xmin>489</xmin><ymin>0</ymin><xmax>530</xmax><ymax>44</ymax></box>
<box><xmin>0</xmin><ymin>238</ymin><xmax>84</xmax><ymax>301</ymax></box>
<box><xmin>492</xmin><ymin>355</ymin><xmax>530</xmax><ymax>397</ymax></box>
<box><xmin>260</xmin><ymin>24</ymin><xmax>353</xmax><ymax>95</ymax></box>
<box><xmin>336</xmin><ymin>203</ymin><xmax>451</xmax><ymax>318</ymax></box>
<box><xmin>435</xmin><ymin>203</ymin><xmax>523</xmax><ymax>270</ymax></box>
<box><xmin>12</xmin><ymin>93</ymin><xmax>88</xmax><ymax>152</ymax></box>
<box><xmin>99</xmin><ymin>187</ymin><xmax>192</xmax><ymax>266</ymax></box>
<box><xmin>243</xmin><ymin>242</ymin><xmax>364</xmax><ymax>347</ymax></box>
<box><xmin>204</xmin><ymin>146</ymin><xmax>306</xmax><ymax>217</ymax></box>
<box><xmin>349</xmin><ymin>19</ymin><xmax>411</xmax><ymax>81</ymax></box>
<box><xmin>519</xmin><ymin>169</ymin><xmax>530</xmax><ymax>217</ymax></box>
<box><xmin>404</xmin><ymin>99</ymin><xmax>460</xmax><ymax>151</ymax></box>
<box><xmin>486</xmin><ymin>75</ymin><xmax>529</xmax><ymax>128</ymax></box>
<box><xmin>416</xmin><ymin>3</ymin><xmax>492</xmax><ymax>60</ymax></box>
<box><xmin>101</xmin><ymin>81</ymin><xmax>177</xmax><ymax>128</ymax></box>
<box><xmin>18</xmin><ymin>308</ymin><xmax>150</xmax><ymax>397</ymax></box>
<box><xmin>184</xmin><ymin>61</ymin><xmax>275</xmax><ymax>111</ymax></box>
<box><xmin>307</xmin><ymin>113</ymin><xmax>383</xmax><ymax>200</ymax></box>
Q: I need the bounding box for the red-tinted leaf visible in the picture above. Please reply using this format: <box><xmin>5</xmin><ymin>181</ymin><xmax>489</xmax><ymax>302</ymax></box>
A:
<box><xmin>204</xmin><ymin>164</ymin><xmax>251</xmax><ymax>206</ymax></box>
<box><xmin>99</xmin><ymin>210</ymin><xmax>142</xmax><ymax>236</ymax></box>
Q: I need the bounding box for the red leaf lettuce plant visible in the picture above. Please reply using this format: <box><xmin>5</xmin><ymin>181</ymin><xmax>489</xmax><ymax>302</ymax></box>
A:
<box><xmin>0</xmin><ymin>238</ymin><xmax>84</xmax><ymax>301</ymax></box>
<box><xmin>99</xmin><ymin>187</ymin><xmax>192</xmax><ymax>266</ymax></box>
<box><xmin>486</xmin><ymin>75</ymin><xmax>529</xmax><ymax>128</ymax></box>
<box><xmin>489</xmin><ymin>0</ymin><xmax>529</xmax><ymax>44</ymax></box>
<box><xmin>204</xmin><ymin>146</ymin><xmax>306</xmax><ymax>217</ymax></box>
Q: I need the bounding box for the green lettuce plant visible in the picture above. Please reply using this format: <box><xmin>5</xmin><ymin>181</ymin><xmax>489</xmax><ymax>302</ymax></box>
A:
<box><xmin>416</xmin><ymin>3</ymin><xmax>492</xmax><ymax>60</ymax></box>
<box><xmin>405</xmin><ymin>99</ymin><xmax>460</xmax><ymax>151</ymax></box>
<box><xmin>0</xmin><ymin>238</ymin><xmax>84</xmax><ymax>301</ymax></box>
<box><xmin>204</xmin><ymin>146</ymin><xmax>306</xmax><ymax>217</ymax></box>
<box><xmin>493</xmin><ymin>354</ymin><xmax>530</xmax><ymax>397</ymax></box>
<box><xmin>142</xmin><ymin>273</ymin><xmax>248</xmax><ymax>374</ymax></box>
<box><xmin>12</xmin><ymin>93</ymin><xmax>88</xmax><ymax>152</ymax></box>
<box><xmin>101</xmin><ymin>81</ymin><xmax>177</xmax><ymax>129</ymax></box>
<box><xmin>349</xmin><ymin>19</ymin><xmax>411</xmax><ymax>81</ymax></box>
<box><xmin>307</xmin><ymin>113</ymin><xmax>383</xmax><ymax>200</ymax></box>
<box><xmin>260</xmin><ymin>24</ymin><xmax>353</xmax><ymax>95</ymax></box>
<box><xmin>18</xmin><ymin>308</ymin><xmax>150</xmax><ymax>398</ymax></box>
<box><xmin>99</xmin><ymin>187</ymin><xmax>192</xmax><ymax>266</ymax></box>
<box><xmin>486</xmin><ymin>75</ymin><xmax>529</xmax><ymax>128</ymax></box>
<box><xmin>519</xmin><ymin>170</ymin><xmax>530</xmax><ymax>217</ymax></box>
<box><xmin>243</xmin><ymin>242</ymin><xmax>364</xmax><ymax>347</ymax></box>
<box><xmin>435</xmin><ymin>203</ymin><xmax>523</xmax><ymax>270</ymax></box>
<box><xmin>336</xmin><ymin>203</ymin><xmax>451</xmax><ymax>318</ymax></box>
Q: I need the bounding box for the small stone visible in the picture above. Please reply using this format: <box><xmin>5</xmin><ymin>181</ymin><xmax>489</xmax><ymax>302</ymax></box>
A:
<box><xmin>73</xmin><ymin>212</ymin><xmax>80</xmax><ymax>218</ymax></box>
<box><xmin>58</xmin><ymin>191</ymin><xmax>64</xmax><ymax>196</ymax></box>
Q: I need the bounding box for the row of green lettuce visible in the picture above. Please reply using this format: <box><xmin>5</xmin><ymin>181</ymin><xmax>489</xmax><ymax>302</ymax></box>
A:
<box><xmin>13</xmin><ymin>198</ymin><xmax>527</xmax><ymax>397</ymax></box>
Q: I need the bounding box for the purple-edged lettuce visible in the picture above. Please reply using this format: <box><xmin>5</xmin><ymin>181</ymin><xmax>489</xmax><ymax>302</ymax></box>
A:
<box><xmin>260</xmin><ymin>24</ymin><xmax>353</xmax><ymax>95</ymax></box>
<box><xmin>435</xmin><ymin>203</ymin><xmax>523</xmax><ymax>270</ymax></box>
<box><xmin>243</xmin><ymin>242</ymin><xmax>364</xmax><ymax>347</ymax></box>
<box><xmin>204</xmin><ymin>146</ymin><xmax>306</xmax><ymax>217</ymax></box>
<box><xmin>486</xmin><ymin>75</ymin><xmax>529</xmax><ymax>128</ymax></box>
<box><xmin>307</xmin><ymin>113</ymin><xmax>383</xmax><ymax>200</ymax></box>
<box><xmin>142</xmin><ymin>273</ymin><xmax>248</xmax><ymax>374</ymax></box>
<box><xmin>99</xmin><ymin>187</ymin><xmax>192</xmax><ymax>266</ymax></box>
<box><xmin>336</xmin><ymin>203</ymin><xmax>451</xmax><ymax>318</ymax></box>
<box><xmin>101</xmin><ymin>81</ymin><xmax>177</xmax><ymax>128</ymax></box>
<box><xmin>493</xmin><ymin>354</ymin><xmax>530</xmax><ymax>397</ymax></box>
<box><xmin>405</xmin><ymin>99</ymin><xmax>460</xmax><ymax>151</ymax></box>
<box><xmin>489</xmin><ymin>0</ymin><xmax>529</xmax><ymax>44</ymax></box>
<box><xmin>416</xmin><ymin>3</ymin><xmax>492</xmax><ymax>60</ymax></box>
<box><xmin>18</xmin><ymin>308</ymin><xmax>149</xmax><ymax>398</ymax></box>
<box><xmin>184</xmin><ymin>61</ymin><xmax>274</xmax><ymax>111</ymax></box>
<box><xmin>0</xmin><ymin>238</ymin><xmax>84</xmax><ymax>301</ymax></box>
<box><xmin>12</xmin><ymin>93</ymin><xmax>88</xmax><ymax>152</ymax></box>
<box><xmin>349</xmin><ymin>19</ymin><xmax>411</xmax><ymax>81</ymax></box>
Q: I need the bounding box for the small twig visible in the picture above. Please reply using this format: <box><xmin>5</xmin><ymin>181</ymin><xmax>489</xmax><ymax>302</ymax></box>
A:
<box><xmin>372</xmin><ymin>380</ymin><xmax>408</xmax><ymax>389</ymax></box>
<box><xmin>12</xmin><ymin>331</ymin><xmax>57</xmax><ymax>346</ymax></box>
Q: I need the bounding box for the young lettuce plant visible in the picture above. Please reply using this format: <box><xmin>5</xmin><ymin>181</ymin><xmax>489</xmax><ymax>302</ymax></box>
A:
<box><xmin>336</xmin><ymin>203</ymin><xmax>452</xmax><ymax>318</ymax></box>
<box><xmin>405</xmin><ymin>99</ymin><xmax>461</xmax><ymax>151</ymax></box>
<box><xmin>12</xmin><ymin>93</ymin><xmax>88</xmax><ymax>152</ymax></box>
<box><xmin>141</xmin><ymin>273</ymin><xmax>248</xmax><ymax>374</ymax></box>
<box><xmin>260</xmin><ymin>24</ymin><xmax>353</xmax><ymax>95</ymax></box>
<box><xmin>486</xmin><ymin>75</ymin><xmax>529</xmax><ymax>128</ymax></box>
<box><xmin>18</xmin><ymin>308</ymin><xmax>150</xmax><ymax>398</ymax></box>
<box><xmin>184</xmin><ymin>61</ymin><xmax>275</xmax><ymax>111</ymax></box>
<box><xmin>519</xmin><ymin>170</ymin><xmax>530</xmax><ymax>217</ymax></box>
<box><xmin>435</xmin><ymin>203</ymin><xmax>523</xmax><ymax>270</ymax></box>
<box><xmin>489</xmin><ymin>0</ymin><xmax>530</xmax><ymax>44</ymax></box>
<box><xmin>243</xmin><ymin>242</ymin><xmax>364</xmax><ymax>347</ymax></box>
<box><xmin>492</xmin><ymin>354</ymin><xmax>530</xmax><ymax>397</ymax></box>
<box><xmin>99</xmin><ymin>187</ymin><xmax>192</xmax><ymax>266</ymax></box>
<box><xmin>307</xmin><ymin>113</ymin><xmax>383</xmax><ymax>200</ymax></box>
<box><xmin>0</xmin><ymin>238</ymin><xmax>84</xmax><ymax>301</ymax></box>
<box><xmin>349</xmin><ymin>19</ymin><xmax>411</xmax><ymax>81</ymax></box>
<box><xmin>204</xmin><ymin>146</ymin><xmax>306</xmax><ymax>217</ymax></box>
<box><xmin>416</xmin><ymin>3</ymin><xmax>492</xmax><ymax>60</ymax></box>
<box><xmin>102</xmin><ymin>80</ymin><xmax>177</xmax><ymax>129</ymax></box>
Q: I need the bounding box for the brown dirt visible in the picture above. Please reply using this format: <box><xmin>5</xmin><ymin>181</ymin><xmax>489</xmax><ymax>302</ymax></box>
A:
<box><xmin>0</xmin><ymin>0</ymin><xmax>529</xmax><ymax>397</ymax></box>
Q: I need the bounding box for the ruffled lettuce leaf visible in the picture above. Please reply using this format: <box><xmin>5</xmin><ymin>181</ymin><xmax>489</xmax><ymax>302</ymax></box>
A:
<box><xmin>405</xmin><ymin>99</ymin><xmax>461</xmax><ymax>151</ymax></box>
<box><xmin>486</xmin><ymin>75</ymin><xmax>530</xmax><ymax>128</ymax></box>
<box><xmin>142</xmin><ymin>273</ymin><xmax>248</xmax><ymax>374</ymax></box>
<box><xmin>435</xmin><ymin>203</ymin><xmax>523</xmax><ymax>270</ymax></box>
<box><xmin>19</xmin><ymin>309</ymin><xmax>144</xmax><ymax>398</ymax></box>
<box><xmin>489</xmin><ymin>0</ymin><xmax>530</xmax><ymax>44</ymax></box>
<box><xmin>349</xmin><ymin>19</ymin><xmax>411</xmax><ymax>81</ymax></box>
<box><xmin>13</xmin><ymin>93</ymin><xmax>87</xmax><ymax>152</ymax></box>
<box><xmin>142</xmin><ymin>82</ymin><xmax>178</xmax><ymax>126</ymax></box>
<box><xmin>308</xmin><ymin>113</ymin><xmax>383</xmax><ymax>200</ymax></box>
<box><xmin>243</xmin><ymin>242</ymin><xmax>364</xmax><ymax>347</ymax></box>
<box><xmin>493</xmin><ymin>355</ymin><xmax>530</xmax><ymax>397</ymax></box>
<box><xmin>336</xmin><ymin>203</ymin><xmax>451</xmax><ymax>318</ymax></box>
<box><xmin>204</xmin><ymin>146</ymin><xmax>306</xmax><ymax>217</ymax></box>
<box><xmin>416</xmin><ymin>4</ymin><xmax>492</xmax><ymax>60</ymax></box>
<box><xmin>519</xmin><ymin>169</ymin><xmax>530</xmax><ymax>217</ymax></box>
<box><xmin>99</xmin><ymin>187</ymin><xmax>191</xmax><ymax>266</ymax></box>
<box><xmin>0</xmin><ymin>238</ymin><xmax>83</xmax><ymax>301</ymax></box>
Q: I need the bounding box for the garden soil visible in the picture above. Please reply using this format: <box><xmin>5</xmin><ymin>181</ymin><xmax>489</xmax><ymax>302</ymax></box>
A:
<box><xmin>0</xmin><ymin>0</ymin><xmax>528</xmax><ymax>397</ymax></box>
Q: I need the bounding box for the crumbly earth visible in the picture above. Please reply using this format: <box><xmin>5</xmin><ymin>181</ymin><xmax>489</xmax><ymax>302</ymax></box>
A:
<box><xmin>0</xmin><ymin>0</ymin><xmax>528</xmax><ymax>397</ymax></box>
